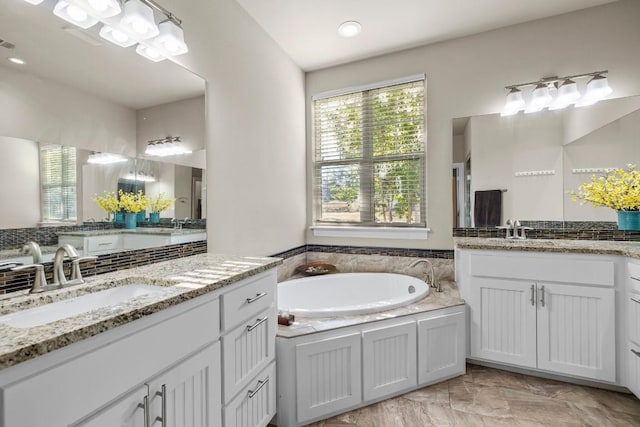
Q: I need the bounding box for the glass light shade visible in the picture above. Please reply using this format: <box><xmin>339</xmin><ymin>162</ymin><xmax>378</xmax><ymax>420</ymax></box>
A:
<box><xmin>528</xmin><ymin>83</ymin><xmax>553</xmax><ymax>111</ymax></box>
<box><xmin>135</xmin><ymin>44</ymin><xmax>166</xmax><ymax>62</ymax></box>
<box><xmin>120</xmin><ymin>0</ymin><xmax>159</xmax><ymax>39</ymax></box>
<box><xmin>53</xmin><ymin>1</ymin><xmax>99</xmax><ymax>29</ymax></box>
<box><xmin>66</xmin><ymin>0</ymin><xmax>121</xmax><ymax>18</ymax></box>
<box><xmin>22</xmin><ymin>0</ymin><xmax>45</xmax><ymax>5</ymax></box>
<box><xmin>556</xmin><ymin>79</ymin><xmax>581</xmax><ymax>104</ymax></box>
<box><xmin>152</xmin><ymin>20</ymin><xmax>188</xmax><ymax>56</ymax></box>
<box><xmin>99</xmin><ymin>25</ymin><xmax>137</xmax><ymax>47</ymax></box>
<box><xmin>87</xmin><ymin>152</ymin><xmax>128</xmax><ymax>164</ymax></box>
<box><xmin>548</xmin><ymin>103</ymin><xmax>570</xmax><ymax>111</ymax></box>
<box><xmin>585</xmin><ymin>74</ymin><xmax>612</xmax><ymax>100</ymax></box>
<box><xmin>504</xmin><ymin>88</ymin><xmax>525</xmax><ymax>111</ymax></box>
<box><xmin>145</xmin><ymin>140</ymin><xmax>192</xmax><ymax>157</ymax></box>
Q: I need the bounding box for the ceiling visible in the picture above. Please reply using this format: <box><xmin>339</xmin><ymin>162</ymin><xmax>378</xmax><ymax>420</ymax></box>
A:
<box><xmin>1</xmin><ymin>0</ymin><xmax>204</xmax><ymax>110</ymax></box>
<box><xmin>235</xmin><ymin>0</ymin><xmax>618</xmax><ymax>71</ymax></box>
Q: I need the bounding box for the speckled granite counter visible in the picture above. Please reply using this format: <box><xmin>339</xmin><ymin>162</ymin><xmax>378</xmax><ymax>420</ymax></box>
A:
<box><xmin>57</xmin><ymin>228</ymin><xmax>205</xmax><ymax>237</ymax></box>
<box><xmin>455</xmin><ymin>237</ymin><xmax>640</xmax><ymax>259</ymax></box>
<box><xmin>277</xmin><ymin>279</ymin><xmax>463</xmax><ymax>338</ymax></box>
<box><xmin>0</xmin><ymin>253</ymin><xmax>281</xmax><ymax>370</ymax></box>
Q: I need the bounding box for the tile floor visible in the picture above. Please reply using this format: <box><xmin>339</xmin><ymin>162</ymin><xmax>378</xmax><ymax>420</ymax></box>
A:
<box><xmin>307</xmin><ymin>364</ymin><xmax>640</xmax><ymax>427</ymax></box>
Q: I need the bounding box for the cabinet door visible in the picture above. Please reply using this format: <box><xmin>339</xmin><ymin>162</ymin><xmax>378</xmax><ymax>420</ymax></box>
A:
<box><xmin>147</xmin><ymin>342</ymin><xmax>222</xmax><ymax>427</ymax></box>
<box><xmin>224</xmin><ymin>362</ymin><xmax>276</xmax><ymax>427</ymax></box>
<box><xmin>470</xmin><ymin>278</ymin><xmax>537</xmax><ymax>367</ymax></box>
<box><xmin>362</xmin><ymin>321</ymin><xmax>417</xmax><ymax>401</ymax></box>
<box><xmin>628</xmin><ymin>343</ymin><xmax>640</xmax><ymax>399</ymax></box>
<box><xmin>628</xmin><ymin>292</ymin><xmax>640</xmax><ymax>346</ymax></box>
<box><xmin>73</xmin><ymin>385</ymin><xmax>148</xmax><ymax>427</ymax></box>
<box><xmin>418</xmin><ymin>310</ymin><xmax>465</xmax><ymax>385</ymax></box>
<box><xmin>537</xmin><ymin>283</ymin><xmax>615</xmax><ymax>381</ymax></box>
<box><xmin>295</xmin><ymin>333</ymin><xmax>361</xmax><ymax>424</ymax></box>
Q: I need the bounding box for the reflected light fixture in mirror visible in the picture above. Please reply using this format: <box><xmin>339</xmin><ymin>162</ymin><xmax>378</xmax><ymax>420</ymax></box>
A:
<box><xmin>87</xmin><ymin>152</ymin><xmax>128</xmax><ymax>164</ymax></box>
<box><xmin>501</xmin><ymin>71</ymin><xmax>612</xmax><ymax>116</ymax></box>
<box><xmin>145</xmin><ymin>136</ymin><xmax>191</xmax><ymax>157</ymax></box>
<box><xmin>124</xmin><ymin>171</ymin><xmax>155</xmax><ymax>182</ymax></box>
<box><xmin>24</xmin><ymin>0</ymin><xmax>188</xmax><ymax>63</ymax></box>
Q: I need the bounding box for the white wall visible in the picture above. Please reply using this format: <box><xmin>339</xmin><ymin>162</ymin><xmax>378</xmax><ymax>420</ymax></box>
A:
<box><xmin>165</xmin><ymin>0</ymin><xmax>307</xmax><ymax>256</ymax></box>
<box><xmin>0</xmin><ymin>137</ymin><xmax>40</xmax><ymax>228</ymax></box>
<box><xmin>306</xmin><ymin>0</ymin><xmax>640</xmax><ymax>249</ymax></box>
<box><xmin>0</xmin><ymin>65</ymin><xmax>136</xmax><ymax>156</ymax></box>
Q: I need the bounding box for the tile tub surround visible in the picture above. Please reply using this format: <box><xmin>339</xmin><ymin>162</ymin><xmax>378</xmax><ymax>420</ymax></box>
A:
<box><xmin>0</xmin><ymin>240</ymin><xmax>207</xmax><ymax>294</ymax></box>
<box><xmin>0</xmin><ymin>253</ymin><xmax>282</xmax><ymax>370</ymax></box>
<box><xmin>277</xmin><ymin>279</ymin><xmax>463</xmax><ymax>338</ymax></box>
<box><xmin>454</xmin><ymin>237</ymin><xmax>640</xmax><ymax>259</ymax></box>
<box><xmin>308</xmin><ymin>363</ymin><xmax>640</xmax><ymax>427</ymax></box>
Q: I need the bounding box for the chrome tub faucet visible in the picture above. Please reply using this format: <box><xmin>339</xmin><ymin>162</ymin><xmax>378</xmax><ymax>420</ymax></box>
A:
<box><xmin>410</xmin><ymin>258</ymin><xmax>441</xmax><ymax>292</ymax></box>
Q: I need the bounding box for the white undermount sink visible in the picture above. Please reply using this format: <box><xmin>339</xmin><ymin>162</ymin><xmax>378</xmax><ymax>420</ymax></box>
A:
<box><xmin>0</xmin><ymin>284</ymin><xmax>167</xmax><ymax>329</ymax></box>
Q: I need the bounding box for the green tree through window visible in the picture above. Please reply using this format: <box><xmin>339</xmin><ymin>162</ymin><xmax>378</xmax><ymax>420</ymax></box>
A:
<box><xmin>313</xmin><ymin>79</ymin><xmax>425</xmax><ymax>226</ymax></box>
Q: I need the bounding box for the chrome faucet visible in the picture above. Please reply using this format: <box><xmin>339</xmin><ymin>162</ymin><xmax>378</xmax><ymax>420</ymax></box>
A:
<box><xmin>409</xmin><ymin>259</ymin><xmax>441</xmax><ymax>292</ymax></box>
<box><xmin>22</xmin><ymin>241</ymin><xmax>43</xmax><ymax>264</ymax></box>
<box><xmin>53</xmin><ymin>244</ymin><xmax>79</xmax><ymax>286</ymax></box>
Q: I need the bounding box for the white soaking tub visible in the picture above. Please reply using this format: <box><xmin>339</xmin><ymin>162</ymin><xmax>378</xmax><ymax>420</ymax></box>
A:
<box><xmin>278</xmin><ymin>272</ymin><xmax>429</xmax><ymax>317</ymax></box>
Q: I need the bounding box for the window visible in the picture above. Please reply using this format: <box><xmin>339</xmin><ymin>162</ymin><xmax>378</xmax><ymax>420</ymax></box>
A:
<box><xmin>312</xmin><ymin>77</ymin><xmax>426</xmax><ymax>227</ymax></box>
<box><xmin>40</xmin><ymin>144</ymin><xmax>77</xmax><ymax>222</ymax></box>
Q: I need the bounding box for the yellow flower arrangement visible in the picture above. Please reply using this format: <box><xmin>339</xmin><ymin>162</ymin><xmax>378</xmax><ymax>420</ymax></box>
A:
<box><xmin>93</xmin><ymin>191</ymin><xmax>120</xmax><ymax>213</ymax></box>
<box><xmin>570</xmin><ymin>164</ymin><xmax>640</xmax><ymax>211</ymax></box>
<box><xmin>150</xmin><ymin>193</ymin><xmax>176</xmax><ymax>213</ymax></box>
<box><xmin>118</xmin><ymin>189</ymin><xmax>149</xmax><ymax>213</ymax></box>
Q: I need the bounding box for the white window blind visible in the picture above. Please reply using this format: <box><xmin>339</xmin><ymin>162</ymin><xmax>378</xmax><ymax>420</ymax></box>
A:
<box><xmin>40</xmin><ymin>144</ymin><xmax>77</xmax><ymax>222</ymax></box>
<box><xmin>313</xmin><ymin>78</ymin><xmax>426</xmax><ymax>226</ymax></box>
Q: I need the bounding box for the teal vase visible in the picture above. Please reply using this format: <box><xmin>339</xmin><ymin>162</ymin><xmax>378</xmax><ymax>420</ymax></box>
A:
<box><xmin>125</xmin><ymin>212</ymin><xmax>137</xmax><ymax>230</ymax></box>
<box><xmin>113</xmin><ymin>212</ymin><xmax>124</xmax><ymax>223</ymax></box>
<box><xmin>617</xmin><ymin>210</ymin><xmax>640</xmax><ymax>230</ymax></box>
<box><xmin>136</xmin><ymin>212</ymin><xmax>146</xmax><ymax>222</ymax></box>
<box><xmin>150</xmin><ymin>212</ymin><xmax>160</xmax><ymax>224</ymax></box>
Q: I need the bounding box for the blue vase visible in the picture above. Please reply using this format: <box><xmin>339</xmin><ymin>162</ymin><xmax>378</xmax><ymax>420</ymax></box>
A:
<box><xmin>150</xmin><ymin>212</ymin><xmax>160</xmax><ymax>224</ymax></box>
<box><xmin>125</xmin><ymin>212</ymin><xmax>137</xmax><ymax>230</ymax></box>
<box><xmin>113</xmin><ymin>212</ymin><xmax>124</xmax><ymax>223</ymax></box>
<box><xmin>617</xmin><ymin>210</ymin><xmax>640</xmax><ymax>230</ymax></box>
<box><xmin>136</xmin><ymin>212</ymin><xmax>146</xmax><ymax>222</ymax></box>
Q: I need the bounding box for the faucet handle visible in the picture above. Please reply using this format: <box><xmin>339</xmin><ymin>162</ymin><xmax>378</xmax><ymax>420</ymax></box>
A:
<box><xmin>12</xmin><ymin>264</ymin><xmax>47</xmax><ymax>293</ymax></box>
<box><xmin>71</xmin><ymin>256</ymin><xmax>98</xmax><ymax>282</ymax></box>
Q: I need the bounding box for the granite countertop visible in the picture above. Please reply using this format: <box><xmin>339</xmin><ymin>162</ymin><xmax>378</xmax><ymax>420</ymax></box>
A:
<box><xmin>454</xmin><ymin>237</ymin><xmax>640</xmax><ymax>259</ymax></box>
<box><xmin>0</xmin><ymin>253</ymin><xmax>281</xmax><ymax>370</ymax></box>
<box><xmin>277</xmin><ymin>279</ymin><xmax>463</xmax><ymax>338</ymax></box>
<box><xmin>57</xmin><ymin>228</ymin><xmax>206</xmax><ymax>237</ymax></box>
<box><xmin>0</xmin><ymin>246</ymin><xmax>58</xmax><ymax>262</ymax></box>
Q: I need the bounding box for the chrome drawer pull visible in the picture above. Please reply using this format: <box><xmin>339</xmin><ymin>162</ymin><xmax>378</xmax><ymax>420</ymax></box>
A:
<box><xmin>632</xmin><ymin>349</ymin><xmax>640</xmax><ymax>358</ymax></box>
<box><xmin>143</xmin><ymin>395</ymin><xmax>149</xmax><ymax>427</ymax></box>
<box><xmin>98</xmin><ymin>242</ymin><xmax>113</xmax><ymax>246</ymax></box>
<box><xmin>530</xmin><ymin>284</ymin><xmax>535</xmax><ymax>306</ymax></box>
<box><xmin>153</xmin><ymin>385</ymin><xmax>166</xmax><ymax>426</ymax></box>
<box><xmin>247</xmin><ymin>317</ymin><xmax>268</xmax><ymax>332</ymax></box>
<box><xmin>246</xmin><ymin>292</ymin><xmax>267</xmax><ymax>304</ymax></box>
<box><xmin>631</xmin><ymin>297</ymin><xmax>640</xmax><ymax>305</ymax></box>
<box><xmin>539</xmin><ymin>285</ymin><xmax>545</xmax><ymax>307</ymax></box>
<box><xmin>247</xmin><ymin>377</ymin><xmax>269</xmax><ymax>399</ymax></box>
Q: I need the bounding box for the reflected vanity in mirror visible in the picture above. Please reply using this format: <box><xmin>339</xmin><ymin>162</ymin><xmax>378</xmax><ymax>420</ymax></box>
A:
<box><xmin>0</xmin><ymin>0</ymin><xmax>207</xmax><ymax>266</ymax></box>
<box><xmin>452</xmin><ymin>95</ymin><xmax>640</xmax><ymax>230</ymax></box>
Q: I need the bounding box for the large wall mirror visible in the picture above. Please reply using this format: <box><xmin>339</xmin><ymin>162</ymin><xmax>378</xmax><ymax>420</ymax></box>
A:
<box><xmin>452</xmin><ymin>95</ymin><xmax>640</xmax><ymax>227</ymax></box>
<box><xmin>0</xmin><ymin>0</ymin><xmax>206</xmax><ymax>232</ymax></box>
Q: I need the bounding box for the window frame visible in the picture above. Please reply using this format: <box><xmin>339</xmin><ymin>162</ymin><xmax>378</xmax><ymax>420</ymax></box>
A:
<box><xmin>311</xmin><ymin>74</ymin><xmax>427</xmax><ymax>230</ymax></box>
<box><xmin>39</xmin><ymin>143</ymin><xmax>78</xmax><ymax>223</ymax></box>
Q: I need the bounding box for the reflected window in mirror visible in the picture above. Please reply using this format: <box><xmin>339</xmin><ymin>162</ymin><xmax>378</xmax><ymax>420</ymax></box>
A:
<box><xmin>40</xmin><ymin>144</ymin><xmax>77</xmax><ymax>222</ymax></box>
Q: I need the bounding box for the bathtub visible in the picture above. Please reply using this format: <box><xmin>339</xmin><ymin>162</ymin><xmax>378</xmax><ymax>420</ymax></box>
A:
<box><xmin>278</xmin><ymin>272</ymin><xmax>429</xmax><ymax>317</ymax></box>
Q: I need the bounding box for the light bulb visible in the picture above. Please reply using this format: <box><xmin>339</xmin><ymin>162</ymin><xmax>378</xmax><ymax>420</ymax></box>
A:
<box><xmin>338</xmin><ymin>21</ymin><xmax>362</xmax><ymax>38</ymax></box>
<box><xmin>67</xmin><ymin>4</ymin><xmax>88</xmax><ymax>22</ymax></box>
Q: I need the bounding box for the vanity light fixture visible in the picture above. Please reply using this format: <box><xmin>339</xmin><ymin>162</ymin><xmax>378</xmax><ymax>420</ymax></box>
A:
<box><xmin>30</xmin><ymin>0</ymin><xmax>188</xmax><ymax>63</ymax></box>
<box><xmin>124</xmin><ymin>171</ymin><xmax>156</xmax><ymax>182</ymax></box>
<box><xmin>338</xmin><ymin>21</ymin><xmax>362</xmax><ymax>38</ymax></box>
<box><xmin>145</xmin><ymin>136</ymin><xmax>191</xmax><ymax>157</ymax></box>
<box><xmin>501</xmin><ymin>70</ymin><xmax>611</xmax><ymax>116</ymax></box>
<box><xmin>87</xmin><ymin>152</ymin><xmax>128</xmax><ymax>164</ymax></box>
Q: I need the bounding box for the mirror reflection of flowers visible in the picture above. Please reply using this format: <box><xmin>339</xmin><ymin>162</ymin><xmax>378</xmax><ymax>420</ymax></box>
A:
<box><xmin>118</xmin><ymin>189</ymin><xmax>149</xmax><ymax>213</ymax></box>
<box><xmin>570</xmin><ymin>164</ymin><xmax>640</xmax><ymax>211</ymax></box>
<box><xmin>93</xmin><ymin>191</ymin><xmax>120</xmax><ymax>214</ymax></box>
<box><xmin>150</xmin><ymin>193</ymin><xmax>176</xmax><ymax>213</ymax></box>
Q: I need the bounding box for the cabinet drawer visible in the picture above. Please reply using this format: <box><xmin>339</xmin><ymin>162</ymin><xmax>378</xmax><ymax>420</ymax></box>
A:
<box><xmin>470</xmin><ymin>253</ymin><xmax>614</xmax><ymax>286</ymax></box>
<box><xmin>0</xmin><ymin>296</ymin><xmax>220</xmax><ymax>427</ymax></box>
<box><xmin>223</xmin><ymin>307</ymin><xmax>276</xmax><ymax>403</ymax></box>
<box><xmin>86</xmin><ymin>235</ymin><xmax>122</xmax><ymax>254</ymax></box>
<box><xmin>224</xmin><ymin>362</ymin><xmax>276</xmax><ymax>427</ymax></box>
<box><xmin>629</xmin><ymin>294</ymin><xmax>640</xmax><ymax>346</ymax></box>
<box><xmin>222</xmin><ymin>272</ymin><xmax>275</xmax><ymax>331</ymax></box>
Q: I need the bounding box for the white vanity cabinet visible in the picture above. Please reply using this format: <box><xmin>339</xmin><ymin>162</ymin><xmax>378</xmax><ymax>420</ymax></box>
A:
<box><xmin>458</xmin><ymin>250</ymin><xmax>617</xmax><ymax>382</ymax></box>
<box><xmin>626</xmin><ymin>261</ymin><xmax>640</xmax><ymax>398</ymax></box>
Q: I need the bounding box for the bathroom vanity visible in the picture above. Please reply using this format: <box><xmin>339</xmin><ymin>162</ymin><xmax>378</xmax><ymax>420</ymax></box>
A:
<box><xmin>455</xmin><ymin>238</ymin><xmax>640</xmax><ymax>397</ymax></box>
<box><xmin>0</xmin><ymin>253</ymin><xmax>280</xmax><ymax>427</ymax></box>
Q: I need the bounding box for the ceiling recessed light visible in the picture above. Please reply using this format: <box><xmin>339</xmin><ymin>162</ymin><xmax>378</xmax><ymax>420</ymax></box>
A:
<box><xmin>338</xmin><ymin>21</ymin><xmax>362</xmax><ymax>38</ymax></box>
<box><xmin>8</xmin><ymin>57</ymin><xmax>26</xmax><ymax>65</ymax></box>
